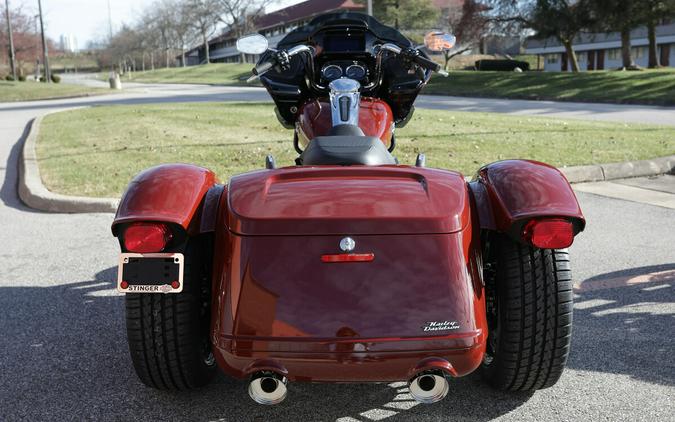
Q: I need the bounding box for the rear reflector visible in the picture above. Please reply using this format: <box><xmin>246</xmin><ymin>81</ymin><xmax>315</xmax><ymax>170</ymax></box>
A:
<box><xmin>123</xmin><ymin>222</ymin><xmax>172</xmax><ymax>253</ymax></box>
<box><xmin>321</xmin><ymin>253</ymin><xmax>375</xmax><ymax>263</ymax></box>
<box><xmin>523</xmin><ymin>218</ymin><xmax>574</xmax><ymax>249</ymax></box>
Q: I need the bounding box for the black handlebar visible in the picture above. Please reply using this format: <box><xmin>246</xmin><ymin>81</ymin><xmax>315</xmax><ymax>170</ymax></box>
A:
<box><xmin>253</xmin><ymin>60</ymin><xmax>275</xmax><ymax>76</ymax></box>
<box><xmin>412</xmin><ymin>54</ymin><xmax>441</xmax><ymax>72</ymax></box>
<box><xmin>250</xmin><ymin>45</ymin><xmax>442</xmax><ymax>84</ymax></box>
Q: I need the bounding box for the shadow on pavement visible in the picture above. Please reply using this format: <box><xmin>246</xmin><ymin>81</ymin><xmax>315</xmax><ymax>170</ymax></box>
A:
<box><xmin>3</xmin><ymin>262</ymin><xmax>672</xmax><ymax>420</ymax></box>
<box><xmin>569</xmin><ymin>264</ymin><xmax>675</xmax><ymax>387</ymax></box>
<box><xmin>0</xmin><ymin>118</ymin><xmax>41</xmax><ymax>213</ymax></box>
<box><xmin>0</xmin><ymin>266</ymin><xmax>531</xmax><ymax>421</ymax></box>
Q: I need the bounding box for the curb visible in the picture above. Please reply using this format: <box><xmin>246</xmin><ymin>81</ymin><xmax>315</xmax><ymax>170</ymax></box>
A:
<box><xmin>559</xmin><ymin>155</ymin><xmax>675</xmax><ymax>183</ymax></box>
<box><xmin>18</xmin><ymin>112</ymin><xmax>119</xmax><ymax>213</ymax></box>
<box><xmin>17</xmin><ymin>110</ymin><xmax>675</xmax><ymax>214</ymax></box>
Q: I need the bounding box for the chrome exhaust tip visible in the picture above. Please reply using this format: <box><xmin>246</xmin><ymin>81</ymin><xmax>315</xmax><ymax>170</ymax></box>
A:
<box><xmin>408</xmin><ymin>371</ymin><xmax>449</xmax><ymax>404</ymax></box>
<box><xmin>248</xmin><ymin>371</ymin><xmax>288</xmax><ymax>405</ymax></box>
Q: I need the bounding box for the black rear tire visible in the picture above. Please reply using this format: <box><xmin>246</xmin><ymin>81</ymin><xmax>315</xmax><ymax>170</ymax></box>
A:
<box><xmin>481</xmin><ymin>235</ymin><xmax>573</xmax><ymax>391</ymax></box>
<box><xmin>125</xmin><ymin>239</ymin><xmax>216</xmax><ymax>390</ymax></box>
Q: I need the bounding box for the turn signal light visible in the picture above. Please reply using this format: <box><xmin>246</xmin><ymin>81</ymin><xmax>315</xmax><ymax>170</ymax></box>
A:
<box><xmin>321</xmin><ymin>253</ymin><xmax>375</xmax><ymax>263</ymax></box>
<box><xmin>523</xmin><ymin>218</ymin><xmax>574</xmax><ymax>249</ymax></box>
<box><xmin>123</xmin><ymin>222</ymin><xmax>172</xmax><ymax>253</ymax></box>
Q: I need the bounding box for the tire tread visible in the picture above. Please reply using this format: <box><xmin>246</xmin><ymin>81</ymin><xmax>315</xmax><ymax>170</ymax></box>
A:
<box><xmin>482</xmin><ymin>236</ymin><xmax>573</xmax><ymax>391</ymax></box>
<box><xmin>124</xmin><ymin>243</ymin><xmax>216</xmax><ymax>390</ymax></box>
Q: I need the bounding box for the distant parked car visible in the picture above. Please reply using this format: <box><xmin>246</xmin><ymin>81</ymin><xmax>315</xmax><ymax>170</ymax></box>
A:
<box><xmin>476</xmin><ymin>59</ymin><xmax>530</xmax><ymax>71</ymax></box>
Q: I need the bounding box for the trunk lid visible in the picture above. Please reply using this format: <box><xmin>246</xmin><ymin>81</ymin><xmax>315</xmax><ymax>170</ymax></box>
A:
<box><xmin>227</xmin><ymin>166</ymin><xmax>469</xmax><ymax>235</ymax></box>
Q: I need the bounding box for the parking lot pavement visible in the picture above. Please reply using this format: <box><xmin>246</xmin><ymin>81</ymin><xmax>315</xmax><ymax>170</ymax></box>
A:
<box><xmin>1</xmin><ymin>89</ymin><xmax>673</xmax><ymax>421</ymax></box>
<box><xmin>1</xmin><ymin>176</ymin><xmax>673</xmax><ymax>421</ymax></box>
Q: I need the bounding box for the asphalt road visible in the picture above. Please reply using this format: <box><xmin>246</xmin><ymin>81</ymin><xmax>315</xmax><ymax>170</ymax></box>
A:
<box><xmin>62</xmin><ymin>73</ymin><xmax>675</xmax><ymax>126</ymax></box>
<box><xmin>1</xmin><ymin>88</ymin><xmax>674</xmax><ymax>421</ymax></box>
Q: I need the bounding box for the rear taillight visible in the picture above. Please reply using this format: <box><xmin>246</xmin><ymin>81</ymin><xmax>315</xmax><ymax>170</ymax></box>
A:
<box><xmin>123</xmin><ymin>222</ymin><xmax>172</xmax><ymax>253</ymax></box>
<box><xmin>321</xmin><ymin>253</ymin><xmax>375</xmax><ymax>263</ymax></box>
<box><xmin>522</xmin><ymin>218</ymin><xmax>574</xmax><ymax>249</ymax></box>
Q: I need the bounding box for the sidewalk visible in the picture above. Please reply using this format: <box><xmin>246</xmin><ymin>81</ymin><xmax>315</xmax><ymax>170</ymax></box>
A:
<box><xmin>574</xmin><ymin>174</ymin><xmax>675</xmax><ymax>209</ymax></box>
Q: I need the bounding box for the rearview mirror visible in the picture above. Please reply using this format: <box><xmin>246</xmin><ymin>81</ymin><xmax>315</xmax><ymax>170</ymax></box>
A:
<box><xmin>236</xmin><ymin>34</ymin><xmax>269</xmax><ymax>55</ymax></box>
<box><xmin>424</xmin><ymin>31</ymin><xmax>456</xmax><ymax>52</ymax></box>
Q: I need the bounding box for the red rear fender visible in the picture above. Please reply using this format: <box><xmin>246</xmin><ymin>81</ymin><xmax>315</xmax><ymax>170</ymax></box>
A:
<box><xmin>111</xmin><ymin>164</ymin><xmax>218</xmax><ymax>237</ymax></box>
<box><xmin>469</xmin><ymin>160</ymin><xmax>585</xmax><ymax>241</ymax></box>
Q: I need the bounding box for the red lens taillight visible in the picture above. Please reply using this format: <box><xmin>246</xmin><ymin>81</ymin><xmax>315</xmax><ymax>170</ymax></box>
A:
<box><xmin>123</xmin><ymin>222</ymin><xmax>172</xmax><ymax>253</ymax></box>
<box><xmin>321</xmin><ymin>253</ymin><xmax>375</xmax><ymax>263</ymax></box>
<box><xmin>522</xmin><ymin>218</ymin><xmax>574</xmax><ymax>249</ymax></box>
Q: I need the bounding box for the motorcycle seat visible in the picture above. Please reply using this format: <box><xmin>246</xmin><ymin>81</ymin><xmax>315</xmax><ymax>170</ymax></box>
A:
<box><xmin>299</xmin><ymin>125</ymin><xmax>396</xmax><ymax>166</ymax></box>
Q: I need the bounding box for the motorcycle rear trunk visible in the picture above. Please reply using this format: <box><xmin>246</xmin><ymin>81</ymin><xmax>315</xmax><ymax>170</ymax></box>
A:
<box><xmin>211</xmin><ymin>166</ymin><xmax>488</xmax><ymax>382</ymax></box>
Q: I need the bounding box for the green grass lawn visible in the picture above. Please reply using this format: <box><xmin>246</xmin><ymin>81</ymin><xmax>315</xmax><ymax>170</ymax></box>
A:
<box><xmin>112</xmin><ymin>63</ymin><xmax>255</xmax><ymax>85</ymax></box>
<box><xmin>0</xmin><ymin>81</ymin><xmax>106</xmax><ymax>102</ymax></box>
<box><xmin>425</xmin><ymin>69</ymin><xmax>675</xmax><ymax>105</ymax></box>
<box><xmin>36</xmin><ymin>102</ymin><xmax>675</xmax><ymax>198</ymax></box>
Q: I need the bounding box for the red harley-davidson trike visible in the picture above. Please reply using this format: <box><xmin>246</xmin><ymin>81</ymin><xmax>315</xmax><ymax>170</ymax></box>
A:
<box><xmin>112</xmin><ymin>12</ymin><xmax>585</xmax><ymax>405</ymax></box>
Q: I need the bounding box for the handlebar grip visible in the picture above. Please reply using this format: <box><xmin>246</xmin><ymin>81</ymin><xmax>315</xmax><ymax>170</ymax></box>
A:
<box><xmin>413</xmin><ymin>54</ymin><xmax>441</xmax><ymax>72</ymax></box>
<box><xmin>253</xmin><ymin>60</ymin><xmax>275</xmax><ymax>76</ymax></box>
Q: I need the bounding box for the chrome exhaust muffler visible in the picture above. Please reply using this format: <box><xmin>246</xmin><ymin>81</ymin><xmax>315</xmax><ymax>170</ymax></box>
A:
<box><xmin>408</xmin><ymin>371</ymin><xmax>449</xmax><ymax>404</ymax></box>
<box><xmin>248</xmin><ymin>371</ymin><xmax>288</xmax><ymax>405</ymax></box>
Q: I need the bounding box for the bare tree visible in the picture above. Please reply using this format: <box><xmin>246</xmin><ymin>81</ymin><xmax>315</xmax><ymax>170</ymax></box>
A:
<box><xmin>0</xmin><ymin>2</ymin><xmax>43</xmax><ymax>76</ymax></box>
<box><xmin>187</xmin><ymin>0</ymin><xmax>220</xmax><ymax>64</ymax></box>
<box><xmin>642</xmin><ymin>0</ymin><xmax>675</xmax><ymax>68</ymax></box>
<box><xmin>441</xmin><ymin>0</ymin><xmax>487</xmax><ymax>70</ymax></box>
<box><xmin>485</xmin><ymin>0</ymin><xmax>595</xmax><ymax>72</ymax></box>
<box><xmin>215</xmin><ymin>0</ymin><xmax>275</xmax><ymax>62</ymax></box>
<box><xmin>151</xmin><ymin>2</ymin><xmax>179</xmax><ymax>68</ymax></box>
<box><xmin>589</xmin><ymin>0</ymin><xmax>645</xmax><ymax>69</ymax></box>
<box><xmin>170</xmin><ymin>0</ymin><xmax>197</xmax><ymax>66</ymax></box>
<box><xmin>216</xmin><ymin>0</ymin><xmax>275</xmax><ymax>37</ymax></box>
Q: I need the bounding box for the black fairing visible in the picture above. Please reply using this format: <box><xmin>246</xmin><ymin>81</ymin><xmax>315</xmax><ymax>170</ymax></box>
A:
<box><xmin>276</xmin><ymin>12</ymin><xmax>413</xmax><ymax>49</ymax></box>
<box><xmin>258</xmin><ymin>12</ymin><xmax>427</xmax><ymax>127</ymax></box>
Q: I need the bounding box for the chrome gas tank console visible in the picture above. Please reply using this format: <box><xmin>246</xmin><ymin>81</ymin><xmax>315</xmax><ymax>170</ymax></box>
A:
<box><xmin>329</xmin><ymin>78</ymin><xmax>360</xmax><ymax>127</ymax></box>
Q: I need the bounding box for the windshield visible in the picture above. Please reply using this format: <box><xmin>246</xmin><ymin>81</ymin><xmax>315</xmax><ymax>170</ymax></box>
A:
<box><xmin>277</xmin><ymin>11</ymin><xmax>413</xmax><ymax>49</ymax></box>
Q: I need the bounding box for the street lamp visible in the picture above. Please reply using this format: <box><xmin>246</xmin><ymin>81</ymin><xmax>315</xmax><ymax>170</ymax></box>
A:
<box><xmin>37</xmin><ymin>0</ymin><xmax>50</xmax><ymax>82</ymax></box>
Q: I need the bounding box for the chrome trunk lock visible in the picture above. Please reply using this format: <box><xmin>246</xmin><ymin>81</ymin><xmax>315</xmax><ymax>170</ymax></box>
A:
<box><xmin>329</xmin><ymin>78</ymin><xmax>361</xmax><ymax>127</ymax></box>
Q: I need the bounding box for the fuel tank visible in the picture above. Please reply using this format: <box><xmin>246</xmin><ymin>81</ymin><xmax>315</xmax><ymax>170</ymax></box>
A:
<box><xmin>296</xmin><ymin>97</ymin><xmax>394</xmax><ymax>150</ymax></box>
<box><xmin>211</xmin><ymin>166</ymin><xmax>487</xmax><ymax>382</ymax></box>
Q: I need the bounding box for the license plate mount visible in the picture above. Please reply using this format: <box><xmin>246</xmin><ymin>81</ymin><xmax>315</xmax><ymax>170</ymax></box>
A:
<box><xmin>117</xmin><ymin>253</ymin><xmax>184</xmax><ymax>294</ymax></box>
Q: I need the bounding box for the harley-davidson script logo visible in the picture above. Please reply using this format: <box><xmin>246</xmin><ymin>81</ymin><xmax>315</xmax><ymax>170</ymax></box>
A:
<box><xmin>422</xmin><ymin>321</ymin><xmax>460</xmax><ymax>332</ymax></box>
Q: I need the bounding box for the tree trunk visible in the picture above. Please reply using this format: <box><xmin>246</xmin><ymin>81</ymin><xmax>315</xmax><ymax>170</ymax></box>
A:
<box><xmin>647</xmin><ymin>20</ymin><xmax>659</xmax><ymax>68</ymax></box>
<box><xmin>181</xmin><ymin>43</ymin><xmax>186</xmax><ymax>67</ymax></box>
<box><xmin>562</xmin><ymin>40</ymin><xmax>580</xmax><ymax>72</ymax></box>
<box><xmin>165</xmin><ymin>48</ymin><xmax>170</xmax><ymax>68</ymax></box>
<box><xmin>203</xmin><ymin>32</ymin><xmax>210</xmax><ymax>64</ymax></box>
<box><xmin>620</xmin><ymin>27</ymin><xmax>635</xmax><ymax>69</ymax></box>
<box><xmin>151</xmin><ymin>51</ymin><xmax>155</xmax><ymax>71</ymax></box>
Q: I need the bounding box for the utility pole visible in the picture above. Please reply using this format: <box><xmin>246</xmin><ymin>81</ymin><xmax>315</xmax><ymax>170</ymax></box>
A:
<box><xmin>37</xmin><ymin>0</ymin><xmax>50</xmax><ymax>82</ymax></box>
<box><xmin>4</xmin><ymin>0</ymin><xmax>17</xmax><ymax>80</ymax></box>
<box><xmin>367</xmin><ymin>0</ymin><xmax>373</xmax><ymax>16</ymax></box>
<box><xmin>107</xmin><ymin>0</ymin><xmax>113</xmax><ymax>41</ymax></box>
